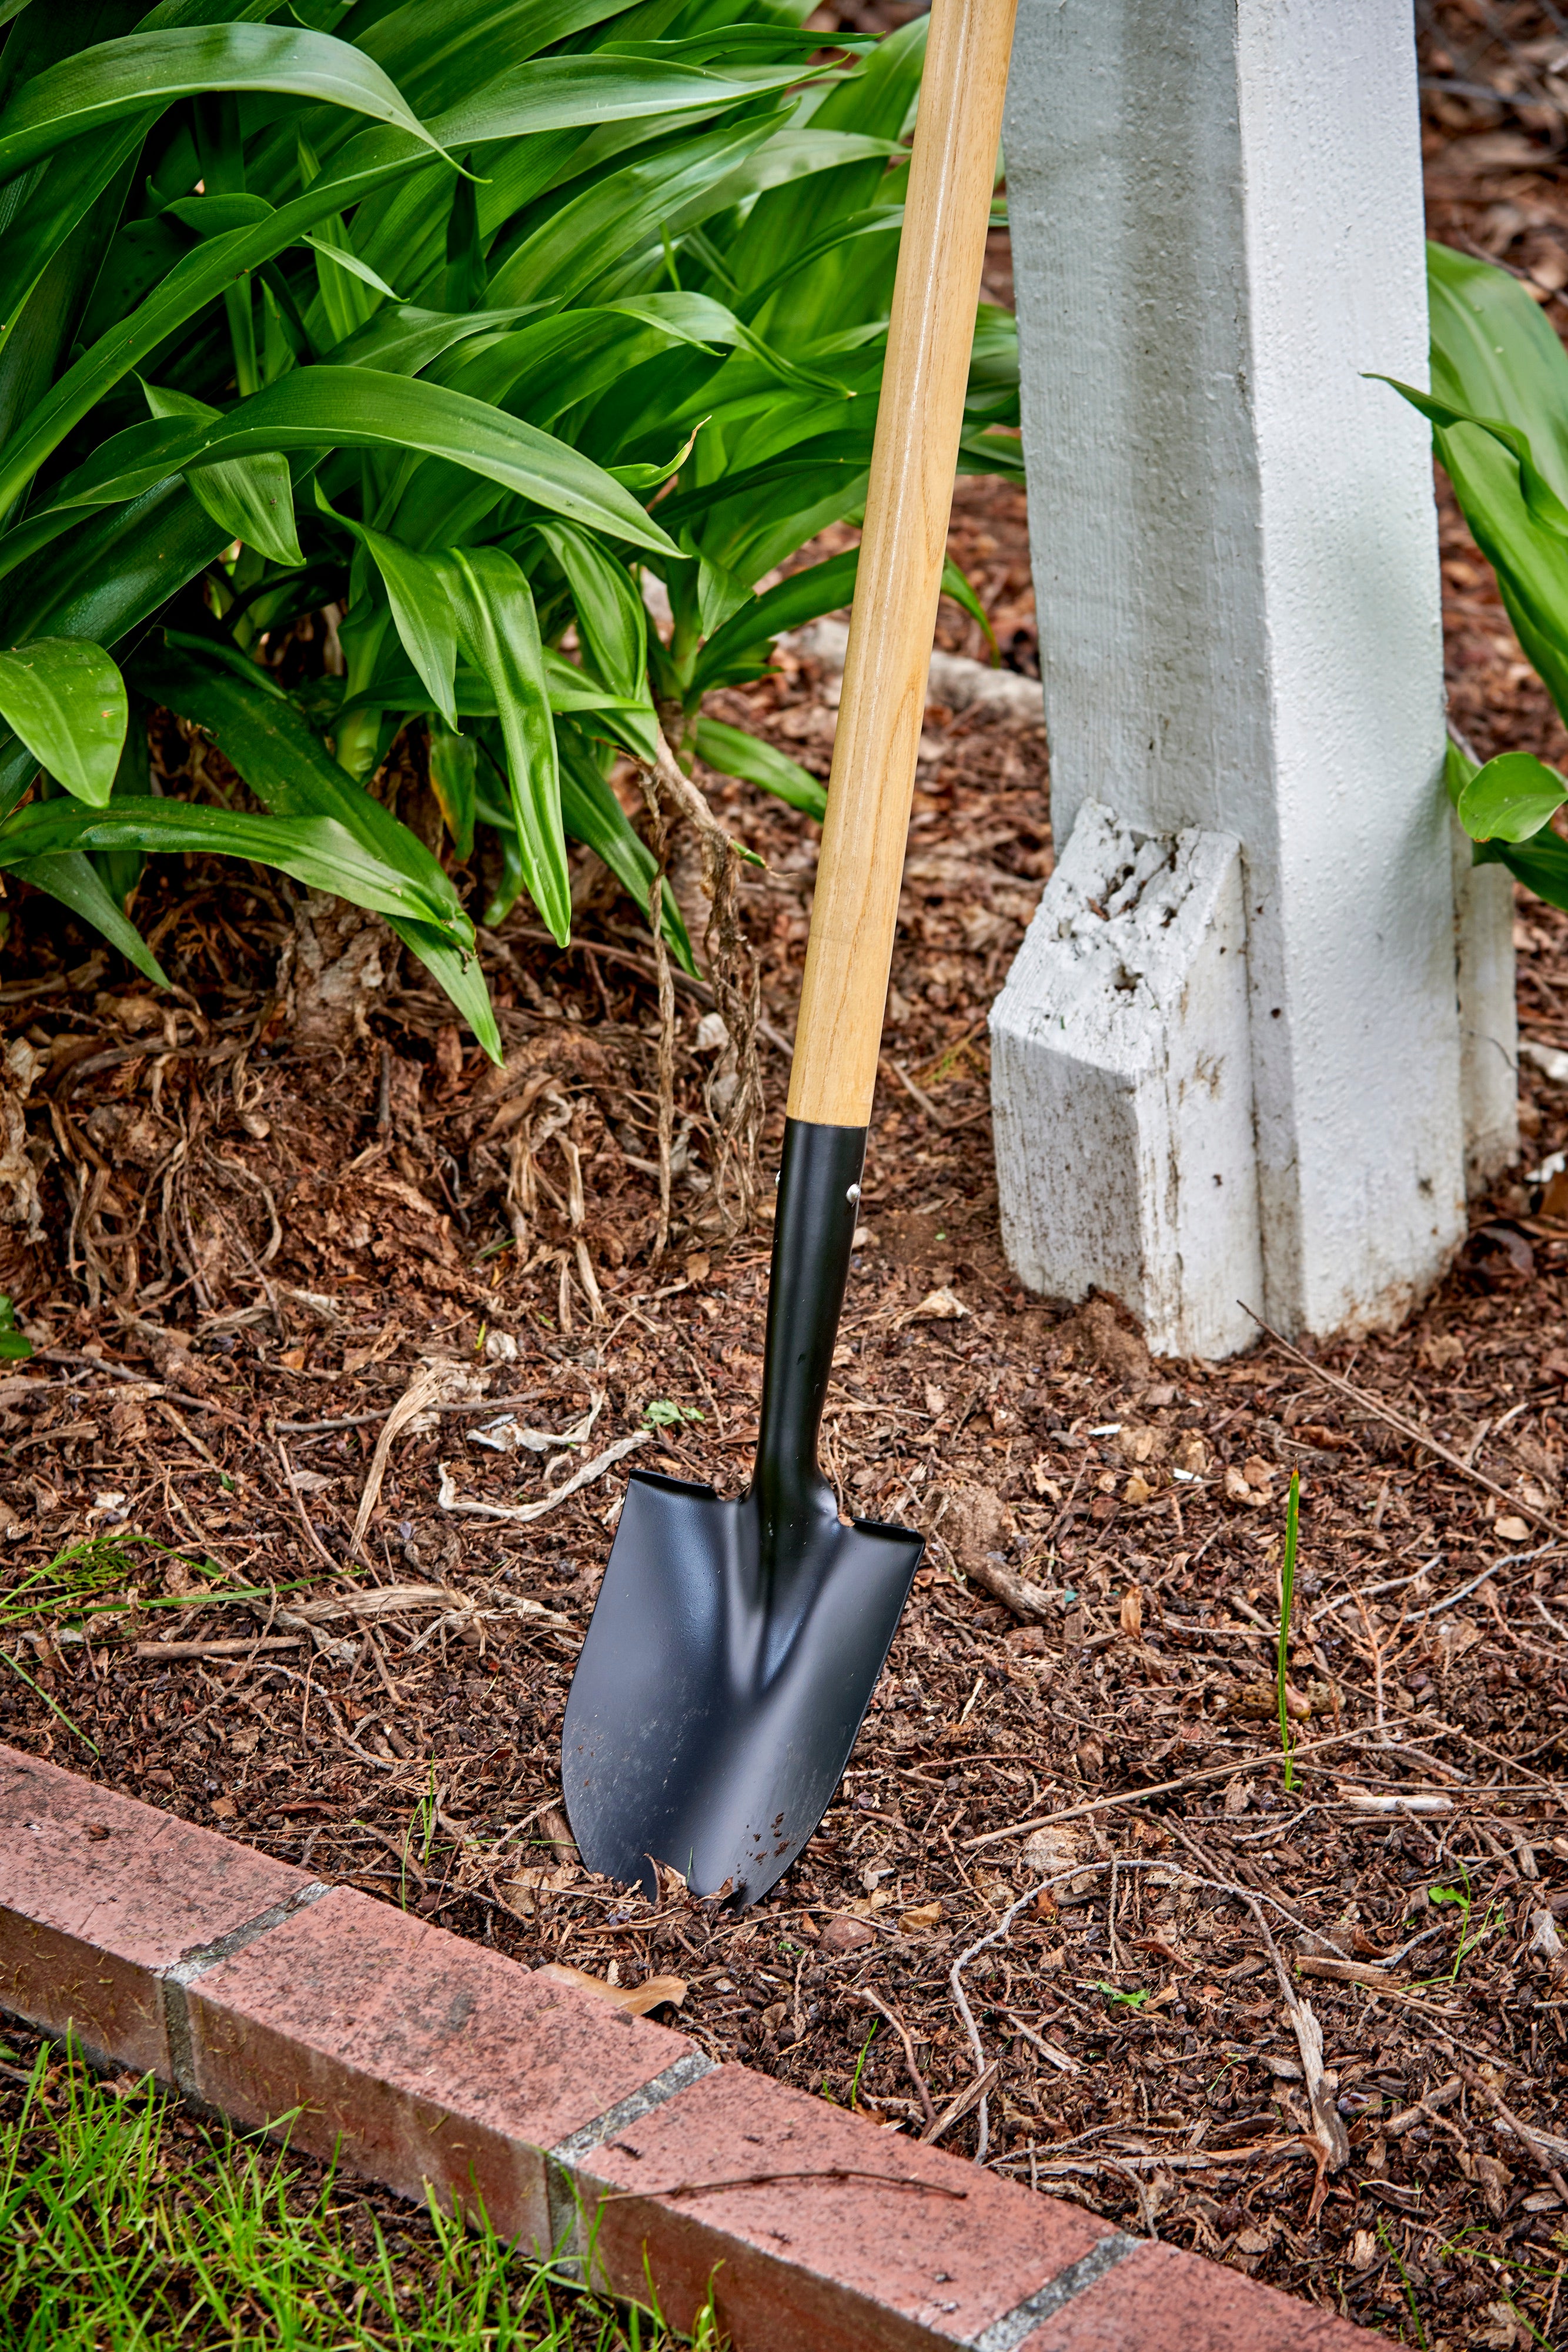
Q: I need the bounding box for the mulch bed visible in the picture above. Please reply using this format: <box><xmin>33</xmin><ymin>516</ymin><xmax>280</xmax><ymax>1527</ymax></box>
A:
<box><xmin>3</xmin><ymin>21</ymin><xmax>1568</xmax><ymax>2350</ymax></box>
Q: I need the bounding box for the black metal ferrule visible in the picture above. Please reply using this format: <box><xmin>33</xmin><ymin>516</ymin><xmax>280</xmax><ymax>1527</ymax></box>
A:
<box><xmin>750</xmin><ymin>1117</ymin><xmax>867</xmax><ymax>1541</ymax></box>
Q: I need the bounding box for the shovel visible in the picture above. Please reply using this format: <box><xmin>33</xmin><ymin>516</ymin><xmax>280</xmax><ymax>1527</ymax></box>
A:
<box><xmin>562</xmin><ymin>0</ymin><xmax>1020</xmax><ymax>1906</ymax></box>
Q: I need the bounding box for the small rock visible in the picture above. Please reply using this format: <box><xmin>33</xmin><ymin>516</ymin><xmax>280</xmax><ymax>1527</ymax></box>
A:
<box><xmin>819</xmin><ymin>1915</ymin><xmax>875</xmax><ymax>1955</ymax></box>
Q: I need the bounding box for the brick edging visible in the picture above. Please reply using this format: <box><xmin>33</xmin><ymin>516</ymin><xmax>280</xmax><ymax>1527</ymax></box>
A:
<box><xmin>0</xmin><ymin>1746</ymin><xmax>1382</xmax><ymax>2349</ymax></box>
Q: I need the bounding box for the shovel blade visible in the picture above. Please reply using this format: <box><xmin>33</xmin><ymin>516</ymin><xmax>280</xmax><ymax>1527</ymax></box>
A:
<box><xmin>561</xmin><ymin>1470</ymin><xmax>920</xmax><ymax>1904</ymax></box>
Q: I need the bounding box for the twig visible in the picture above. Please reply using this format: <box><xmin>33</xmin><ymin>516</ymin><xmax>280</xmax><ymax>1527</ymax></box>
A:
<box><xmin>962</xmin><ymin>1720</ymin><xmax>1398</xmax><ymax>1852</ymax></box>
<box><xmin>948</xmin><ymin>1879</ymin><xmax>1052</xmax><ymax>2164</ymax></box>
<box><xmin>1174</xmin><ymin>1820</ymin><xmax>1346</xmax><ymax>2214</ymax></box>
<box><xmin>1462</xmin><ymin>2066</ymin><xmax>1568</xmax><ymax>2183</ymax></box>
<box><xmin>595</xmin><ymin>2167</ymin><xmax>966</xmax><ymax>2204</ymax></box>
<box><xmin>1245</xmin><ymin>1311</ymin><xmax>1568</xmax><ymax>1539</ymax></box>
<box><xmin>854</xmin><ymin>1988</ymin><xmax>936</xmax><ymax>2127</ymax></box>
<box><xmin>921</xmin><ymin>2062</ymin><xmax>999</xmax><ymax>2149</ymax></box>
<box><xmin>1001</xmin><ymin>2010</ymin><xmax>1079</xmax><ymax>2075</ymax></box>
<box><xmin>132</xmin><ymin>1635</ymin><xmax>302</xmax><ymax>1660</ymax></box>
<box><xmin>276</xmin><ymin>1439</ymin><xmax>339</xmax><ymax>1574</ymax></box>
<box><xmin>274</xmin><ymin>1390</ymin><xmax>549</xmax><ymax>1436</ymax></box>
<box><xmin>1356</xmin><ymin>1591</ymin><xmax>1386</xmax><ymax>1735</ymax></box>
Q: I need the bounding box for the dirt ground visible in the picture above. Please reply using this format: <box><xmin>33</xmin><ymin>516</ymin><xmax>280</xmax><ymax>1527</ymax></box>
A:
<box><xmin>3</xmin><ymin>17</ymin><xmax>1568</xmax><ymax>2351</ymax></box>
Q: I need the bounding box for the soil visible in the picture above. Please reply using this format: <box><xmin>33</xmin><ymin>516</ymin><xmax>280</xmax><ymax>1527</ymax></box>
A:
<box><xmin>2</xmin><ymin>16</ymin><xmax>1568</xmax><ymax>2350</ymax></box>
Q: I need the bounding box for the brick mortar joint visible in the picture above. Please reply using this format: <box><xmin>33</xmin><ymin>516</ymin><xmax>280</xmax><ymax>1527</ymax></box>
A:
<box><xmin>159</xmin><ymin>1879</ymin><xmax>326</xmax><ymax>2095</ymax></box>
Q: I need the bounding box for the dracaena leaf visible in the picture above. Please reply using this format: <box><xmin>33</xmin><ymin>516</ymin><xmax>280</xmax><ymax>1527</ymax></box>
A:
<box><xmin>35</xmin><ymin>368</ymin><xmax>676</xmax><ymax>558</ymax></box>
<box><xmin>128</xmin><ymin>636</ymin><xmax>498</xmax><ymax>1061</ymax></box>
<box><xmin>0</xmin><ymin>797</ymin><xmax>461</xmax><ymax>930</ymax></box>
<box><xmin>141</xmin><ymin>382</ymin><xmax>305</xmax><ymax>568</ymax></box>
<box><xmin>7</xmin><ymin>850</ymin><xmax>168</xmax><ymax>986</ymax></box>
<box><xmin>0</xmin><ymin>638</ymin><xmax>126</xmax><ymax>806</ymax></box>
<box><xmin>317</xmin><ymin>487</ymin><xmax>457</xmax><ymax>727</ymax></box>
<box><xmin>434</xmin><ymin>545</ymin><xmax>570</xmax><ymax>944</ymax></box>
<box><xmin>556</xmin><ymin>724</ymin><xmax>694</xmax><ymax>974</ymax></box>
<box><xmin>535</xmin><ymin>520</ymin><xmax>647</xmax><ymax>701</ymax></box>
<box><xmin>427</xmin><ymin>717</ymin><xmax>477</xmax><ymax>860</ymax></box>
<box><xmin>0</xmin><ymin>25</ymin><xmax>454</xmax><ymax>184</ymax></box>
<box><xmin>694</xmin><ymin>716</ymin><xmax>825</xmax><ymax>820</ymax></box>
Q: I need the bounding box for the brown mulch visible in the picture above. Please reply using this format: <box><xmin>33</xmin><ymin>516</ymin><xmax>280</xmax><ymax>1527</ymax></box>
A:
<box><xmin>3</xmin><ymin>23</ymin><xmax>1568</xmax><ymax>2352</ymax></box>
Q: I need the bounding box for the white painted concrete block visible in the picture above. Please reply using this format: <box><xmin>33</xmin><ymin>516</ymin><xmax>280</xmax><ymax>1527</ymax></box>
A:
<box><xmin>998</xmin><ymin>0</ymin><xmax>1469</xmax><ymax>1349</ymax></box>
<box><xmin>992</xmin><ymin>802</ymin><xmax>1263</xmax><ymax>1361</ymax></box>
<box><xmin>1452</xmin><ymin>820</ymin><xmax>1519</xmax><ymax>1195</ymax></box>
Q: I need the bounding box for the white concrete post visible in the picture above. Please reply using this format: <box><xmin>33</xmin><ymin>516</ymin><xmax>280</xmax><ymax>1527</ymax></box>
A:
<box><xmin>991</xmin><ymin>0</ymin><xmax>1510</xmax><ymax>1360</ymax></box>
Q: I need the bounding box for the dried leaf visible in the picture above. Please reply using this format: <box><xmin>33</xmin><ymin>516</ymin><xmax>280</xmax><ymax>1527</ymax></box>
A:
<box><xmin>908</xmin><ymin>1285</ymin><xmax>968</xmax><ymax>1322</ymax></box>
<box><xmin>898</xmin><ymin>1900</ymin><xmax>943</xmax><ymax>1934</ymax></box>
<box><xmin>536</xmin><ymin>1960</ymin><xmax>687</xmax><ymax>2014</ymax></box>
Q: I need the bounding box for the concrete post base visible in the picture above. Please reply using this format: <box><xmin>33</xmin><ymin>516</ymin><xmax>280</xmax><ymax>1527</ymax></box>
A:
<box><xmin>991</xmin><ymin>803</ymin><xmax>1263</xmax><ymax>1362</ymax></box>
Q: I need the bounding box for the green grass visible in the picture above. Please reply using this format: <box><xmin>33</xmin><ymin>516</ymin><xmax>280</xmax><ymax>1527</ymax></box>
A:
<box><xmin>0</xmin><ymin>2038</ymin><xmax>711</xmax><ymax>2351</ymax></box>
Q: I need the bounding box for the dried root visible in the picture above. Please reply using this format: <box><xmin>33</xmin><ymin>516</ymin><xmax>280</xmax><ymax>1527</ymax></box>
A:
<box><xmin>638</xmin><ymin>727</ymin><xmax>764</xmax><ymax>1246</ymax></box>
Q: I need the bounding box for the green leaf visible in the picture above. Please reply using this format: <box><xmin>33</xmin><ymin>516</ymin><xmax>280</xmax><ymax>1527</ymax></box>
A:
<box><xmin>1476</xmin><ymin>824</ymin><xmax>1568</xmax><ymax>914</ymax></box>
<box><xmin>536</xmin><ymin>519</ymin><xmax>647</xmax><ymax>700</ymax></box>
<box><xmin>141</xmin><ymin>382</ymin><xmax>305</xmax><ymax>569</ymax></box>
<box><xmin>0</xmin><ymin>1293</ymin><xmax>30</xmax><ymax>1363</ymax></box>
<box><xmin>1456</xmin><ymin>750</ymin><xmax>1568</xmax><ymax>843</ymax></box>
<box><xmin>38</xmin><ymin>368</ymin><xmax>676</xmax><ymax>558</ymax></box>
<box><xmin>1444</xmin><ymin>731</ymin><xmax>1477</xmax><ymax>811</ymax></box>
<box><xmin>0</xmin><ymin>25</ymin><xmax>456</xmax><ymax>183</ymax></box>
<box><xmin>129</xmin><ymin>636</ymin><xmax>498</xmax><ymax>1061</ymax></box>
<box><xmin>325</xmin><ymin>302</ymin><xmax>544</xmax><ymax>379</ymax></box>
<box><xmin>318</xmin><ymin>490</ymin><xmax>457</xmax><ymax>727</ymax></box>
<box><xmin>435</xmin><ymin>546</ymin><xmax>570</xmax><ymax>943</ymax></box>
<box><xmin>0</xmin><ymin>639</ymin><xmax>125</xmax><ymax>806</ymax></box>
<box><xmin>1375</xmin><ymin>374</ymin><xmax>1568</xmax><ymax>541</ymax></box>
<box><xmin>695</xmin><ymin>716</ymin><xmax>825</xmax><ymax>820</ymax></box>
<box><xmin>8</xmin><ymin>851</ymin><xmax>168</xmax><ymax>986</ymax></box>
<box><xmin>0</xmin><ymin>797</ymin><xmax>462</xmax><ymax>928</ymax></box>
<box><xmin>556</xmin><ymin>726</ymin><xmax>694</xmax><ymax>974</ymax></box>
<box><xmin>299</xmin><ymin>229</ymin><xmax>402</xmax><ymax>303</ymax></box>
<box><xmin>693</xmin><ymin>545</ymin><xmax>858</xmax><ymax>691</ymax></box>
<box><xmin>427</xmin><ymin>717</ymin><xmax>476</xmax><ymax>860</ymax></box>
<box><xmin>1427</xmin><ymin>240</ymin><xmax>1568</xmax><ymax>505</ymax></box>
<box><xmin>941</xmin><ymin>553</ymin><xmax>998</xmax><ymax>659</ymax></box>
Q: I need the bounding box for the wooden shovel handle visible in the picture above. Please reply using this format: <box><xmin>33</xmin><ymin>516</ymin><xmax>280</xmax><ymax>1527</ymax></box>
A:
<box><xmin>785</xmin><ymin>0</ymin><xmax>1019</xmax><ymax>1130</ymax></box>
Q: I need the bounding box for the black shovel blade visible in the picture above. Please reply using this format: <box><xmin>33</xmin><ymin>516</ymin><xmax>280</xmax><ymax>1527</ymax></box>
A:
<box><xmin>562</xmin><ymin>1468</ymin><xmax>921</xmax><ymax>1904</ymax></box>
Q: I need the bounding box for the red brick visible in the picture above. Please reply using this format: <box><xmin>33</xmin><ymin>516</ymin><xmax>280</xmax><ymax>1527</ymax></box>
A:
<box><xmin>569</xmin><ymin>2061</ymin><xmax>1114</xmax><ymax>2352</ymax></box>
<box><xmin>185</xmin><ymin>1886</ymin><xmax>704</xmax><ymax>2247</ymax></box>
<box><xmin>0</xmin><ymin>1743</ymin><xmax>310</xmax><ymax>2076</ymax></box>
<box><xmin>1013</xmin><ymin>2239</ymin><xmax>1383</xmax><ymax>2350</ymax></box>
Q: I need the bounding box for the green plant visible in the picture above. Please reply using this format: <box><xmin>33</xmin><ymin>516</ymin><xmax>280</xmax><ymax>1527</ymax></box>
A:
<box><xmin>643</xmin><ymin>1397</ymin><xmax>703</xmax><ymax>1428</ymax></box>
<box><xmin>1378</xmin><ymin>243</ymin><xmax>1568</xmax><ymax>907</ymax></box>
<box><xmin>0</xmin><ymin>1294</ymin><xmax>29</xmax><ymax>1360</ymax></box>
<box><xmin>0</xmin><ymin>2035</ymin><xmax>699</xmax><ymax>2347</ymax></box>
<box><xmin>0</xmin><ymin>1531</ymin><xmax>285</xmax><ymax>1748</ymax></box>
<box><xmin>1375</xmin><ymin>2221</ymin><xmax>1429</xmax><ymax>2350</ymax></box>
<box><xmin>0</xmin><ymin>4</ymin><xmax>1019</xmax><ymax>1051</ymax></box>
<box><xmin>1091</xmin><ymin>1980</ymin><xmax>1151</xmax><ymax>2011</ymax></box>
<box><xmin>1422</xmin><ymin>1863</ymin><xmax>1506</xmax><ymax>1984</ymax></box>
<box><xmin>1276</xmin><ymin>1466</ymin><xmax>1299</xmax><ymax>1792</ymax></box>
